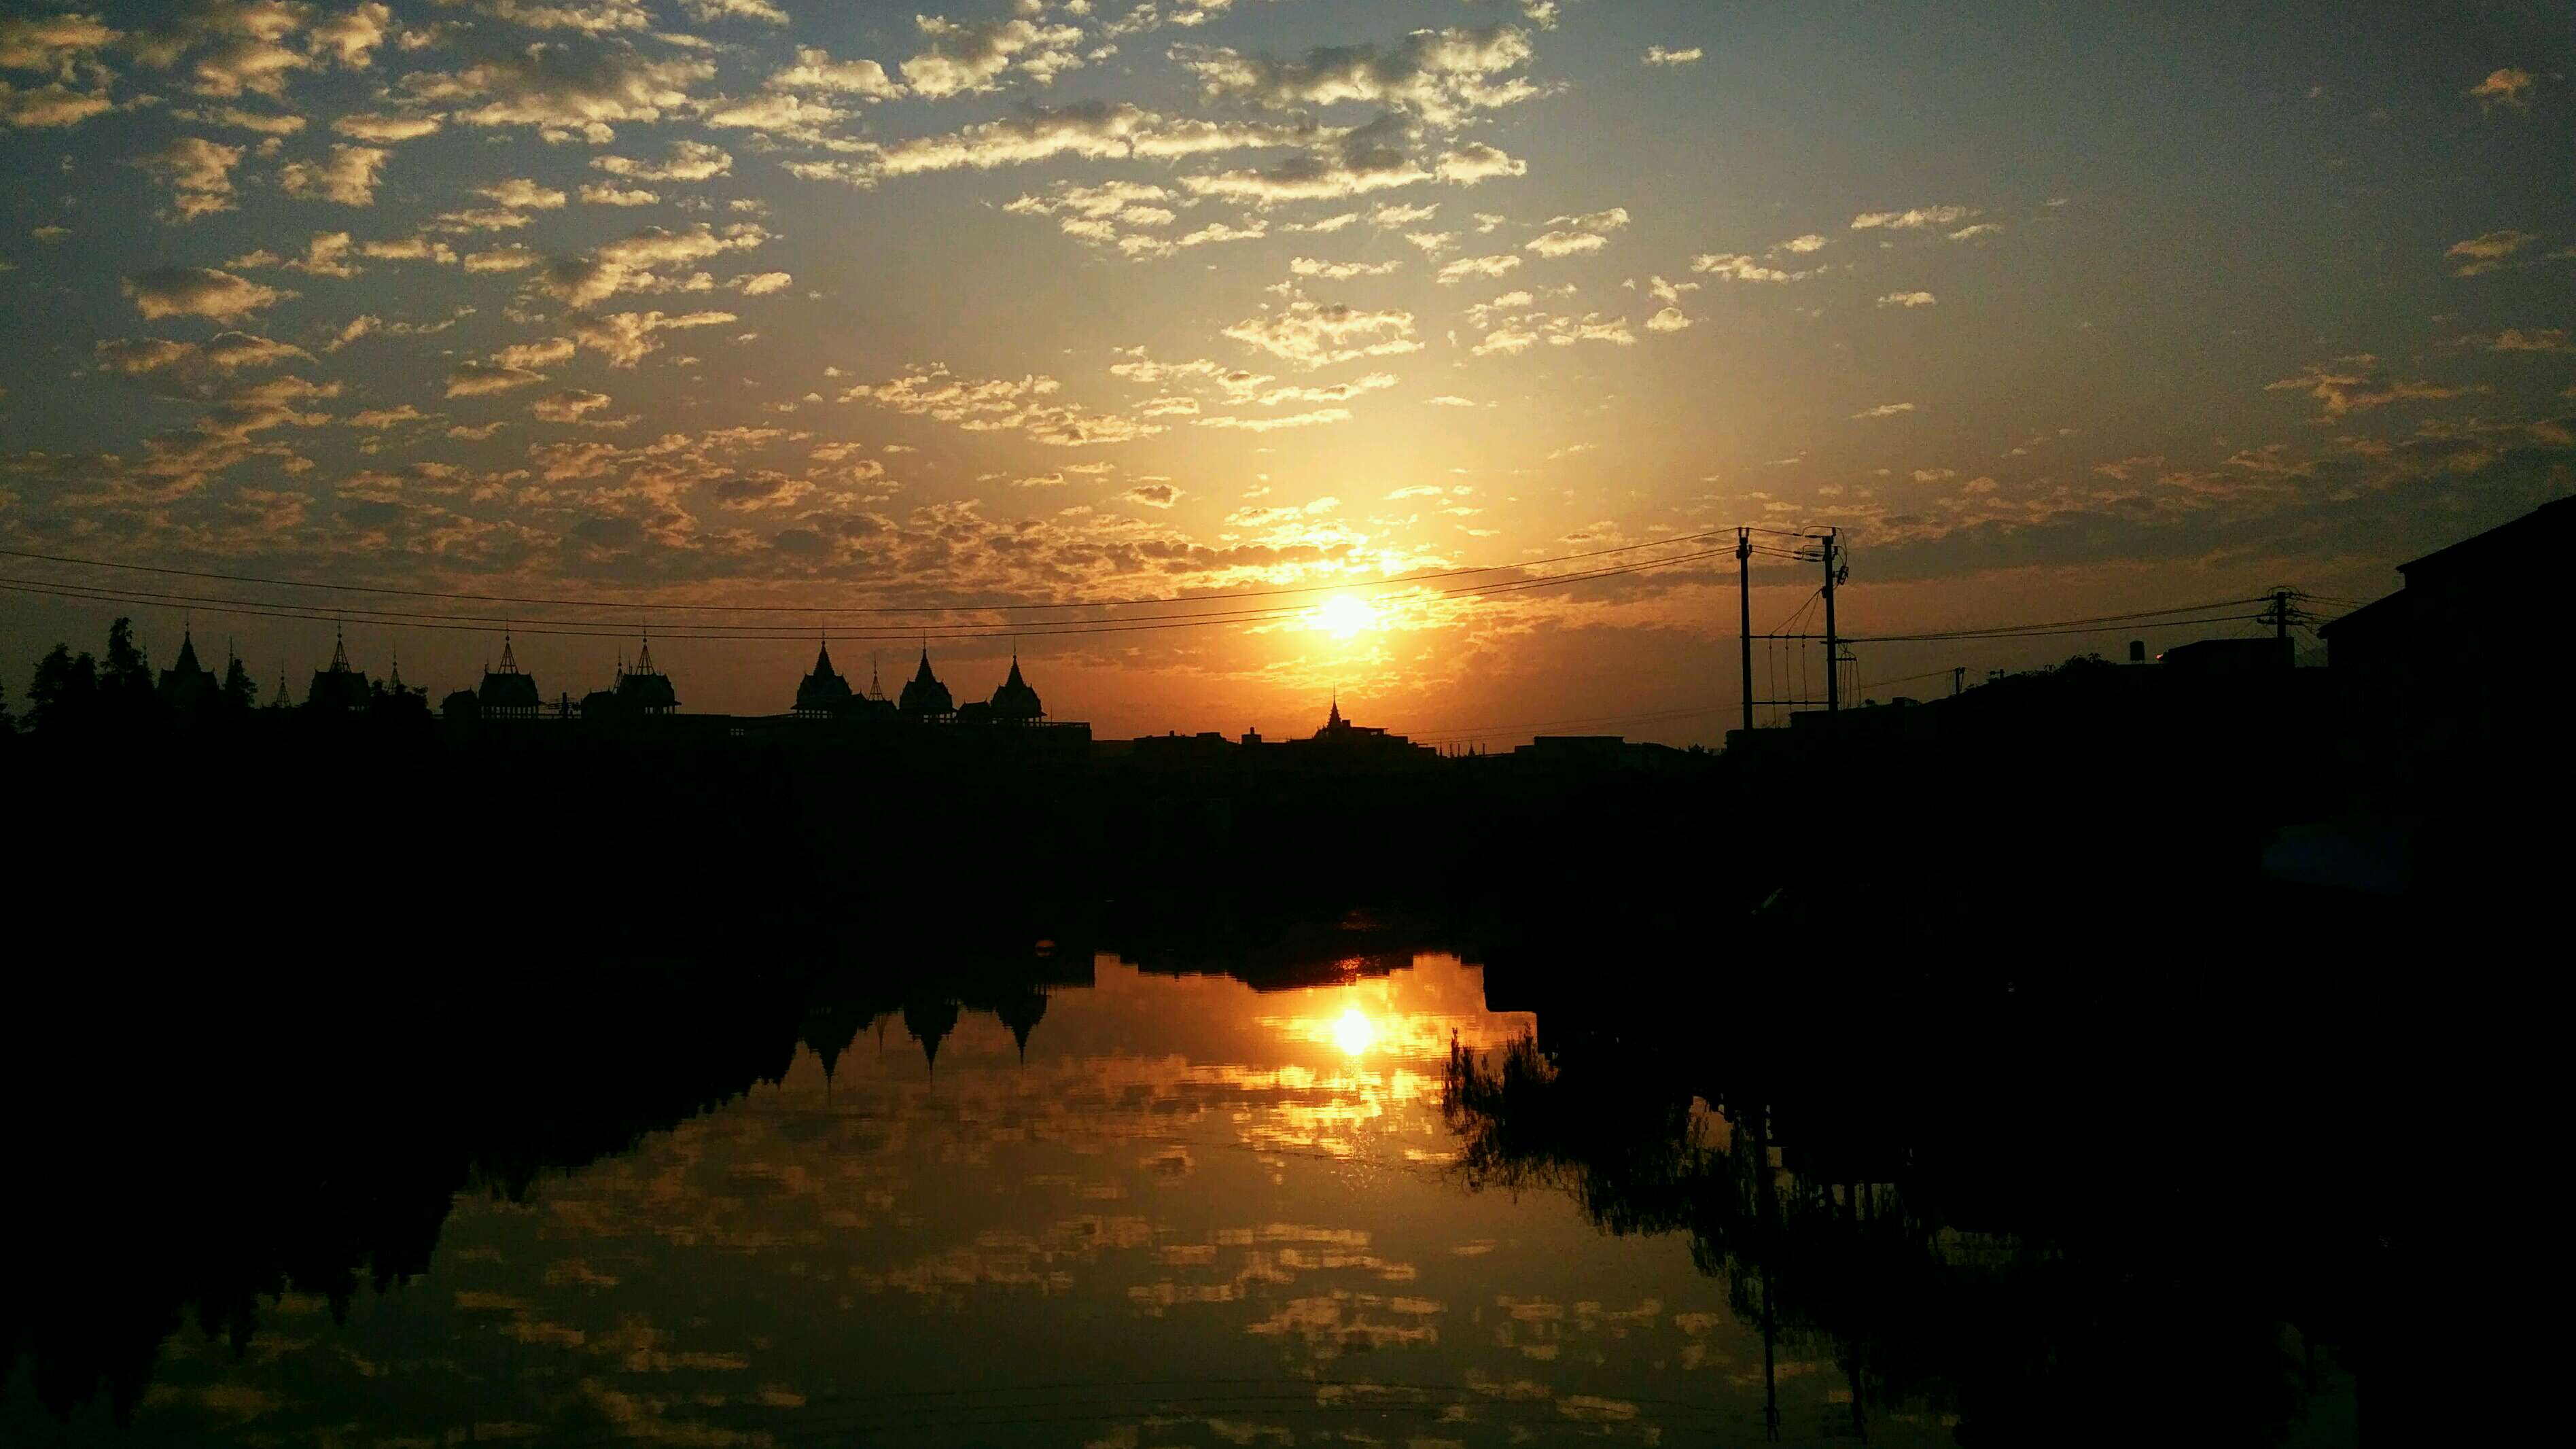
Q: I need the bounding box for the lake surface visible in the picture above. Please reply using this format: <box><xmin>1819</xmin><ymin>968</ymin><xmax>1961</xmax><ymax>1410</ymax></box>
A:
<box><xmin>1</xmin><ymin>950</ymin><xmax>2358</xmax><ymax>1447</ymax></box>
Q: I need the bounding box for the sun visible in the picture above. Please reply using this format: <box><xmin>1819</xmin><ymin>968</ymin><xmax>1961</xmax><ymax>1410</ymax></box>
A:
<box><xmin>1312</xmin><ymin>593</ymin><xmax>1382</xmax><ymax>640</ymax></box>
<box><xmin>1332</xmin><ymin>1007</ymin><xmax>1376</xmax><ymax>1057</ymax></box>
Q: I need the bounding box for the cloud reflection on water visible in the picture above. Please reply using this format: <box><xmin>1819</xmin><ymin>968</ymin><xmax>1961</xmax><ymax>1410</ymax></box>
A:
<box><xmin>81</xmin><ymin>954</ymin><xmax>1891</xmax><ymax>1448</ymax></box>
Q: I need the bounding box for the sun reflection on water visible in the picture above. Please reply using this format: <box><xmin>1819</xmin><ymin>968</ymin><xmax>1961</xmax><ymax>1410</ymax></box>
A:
<box><xmin>1332</xmin><ymin>1007</ymin><xmax>1377</xmax><ymax>1056</ymax></box>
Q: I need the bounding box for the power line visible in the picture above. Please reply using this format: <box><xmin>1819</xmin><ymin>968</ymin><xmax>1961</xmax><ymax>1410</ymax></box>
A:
<box><xmin>1844</xmin><ymin>597</ymin><xmax>2267</xmax><ymax>643</ymax></box>
<box><xmin>1849</xmin><ymin>612</ymin><xmax>2269</xmax><ymax>644</ymax></box>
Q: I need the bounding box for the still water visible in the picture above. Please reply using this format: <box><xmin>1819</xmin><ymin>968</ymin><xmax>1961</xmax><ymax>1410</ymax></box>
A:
<box><xmin>3</xmin><ymin>952</ymin><xmax>2354</xmax><ymax>1447</ymax></box>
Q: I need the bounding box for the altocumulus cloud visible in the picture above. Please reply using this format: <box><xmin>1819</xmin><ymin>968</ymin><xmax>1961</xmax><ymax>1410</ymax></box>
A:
<box><xmin>122</xmin><ymin>267</ymin><xmax>292</xmax><ymax>320</ymax></box>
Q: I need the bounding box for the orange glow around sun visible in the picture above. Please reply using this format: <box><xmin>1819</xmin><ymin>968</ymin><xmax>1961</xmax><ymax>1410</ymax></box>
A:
<box><xmin>1311</xmin><ymin>593</ymin><xmax>1383</xmax><ymax>639</ymax></box>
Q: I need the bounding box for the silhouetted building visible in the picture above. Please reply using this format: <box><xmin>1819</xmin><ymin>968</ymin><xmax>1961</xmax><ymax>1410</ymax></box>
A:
<box><xmin>476</xmin><ymin>633</ymin><xmax>544</xmax><ymax>720</ymax></box>
<box><xmin>898</xmin><ymin>648</ymin><xmax>955</xmax><ymax>722</ymax></box>
<box><xmin>1293</xmin><ymin>697</ymin><xmax>1434</xmax><ymax>761</ymax></box>
<box><xmin>305</xmin><ymin>628</ymin><xmax>372</xmax><ymax>712</ymax></box>
<box><xmin>612</xmin><ymin>638</ymin><xmax>679</xmax><ymax>716</ymax></box>
<box><xmin>988</xmin><ymin>652</ymin><xmax>1044</xmax><ymax>724</ymax></box>
<box><xmin>2158</xmin><ymin>638</ymin><xmax>2290</xmax><ymax>674</ymax></box>
<box><xmin>793</xmin><ymin>640</ymin><xmax>853</xmax><ymax>718</ymax></box>
<box><xmin>156</xmin><ymin>629</ymin><xmax>219</xmax><ymax>712</ymax></box>
<box><xmin>2322</xmin><ymin>494</ymin><xmax>2573</xmax><ymax>794</ymax></box>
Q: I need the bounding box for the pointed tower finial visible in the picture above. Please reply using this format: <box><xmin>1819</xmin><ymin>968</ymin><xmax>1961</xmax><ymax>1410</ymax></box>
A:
<box><xmin>330</xmin><ymin>622</ymin><xmax>350</xmax><ymax>674</ymax></box>
<box><xmin>499</xmin><ymin>620</ymin><xmax>518</xmax><ymax>675</ymax></box>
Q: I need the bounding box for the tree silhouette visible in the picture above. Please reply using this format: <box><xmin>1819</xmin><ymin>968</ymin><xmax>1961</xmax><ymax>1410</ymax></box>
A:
<box><xmin>220</xmin><ymin>655</ymin><xmax>258</xmax><ymax>712</ymax></box>
<box><xmin>26</xmin><ymin>644</ymin><xmax>98</xmax><ymax>736</ymax></box>
<box><xmin>98</xmin><ymin>618</ymin><xmax>153</xmax><ymax>722</ymax></box>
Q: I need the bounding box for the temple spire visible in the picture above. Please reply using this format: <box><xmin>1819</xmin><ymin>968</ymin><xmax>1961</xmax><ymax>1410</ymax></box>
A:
<box><xmin>329</xmin><ymin>623</ymin><xmax>349</xmax><ymax>673</ymax></box>
<box><xmin>499</xmin><ymin>625</ymin><xmax>518</xmax><ymax>675</ymax></box>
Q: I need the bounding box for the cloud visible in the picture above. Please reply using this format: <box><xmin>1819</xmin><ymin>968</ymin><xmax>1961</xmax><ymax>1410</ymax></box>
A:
<box><xmin>1222</xmin><ymin>298</ymin><xmax>1421</xmax><ymax>367</ymax></box>
<box><xmin>1852</xmin><ymin>205</ymin><xmax>1975</xmax><ymax>230</ymax></box>
<box><xmin>480</xmin><ymin>177</ymin><xmax>568</xmax><ymax>211</ymax></box>
<box><xmin>532</xmin><ymin>388</ymin><xmax>614</xmax><ymax>422</ymax></box>
<box><xmin>1196</xmin><ymin>408</ymin><xmax>1353</xmax><ymax>432</ymax></box>
<box><xmin>1877</xmin><ymin>290</ymin><xmax>1937</xmax><ymax>307</ymax></box>
<box><xmin>729</xmin><ymin>270</ymin><xmax>794</xmax><ymax>295</ymax></box>
<box><xmin>332</xmin><ymin>111</ymin><xmax>442</xmax><ymax>142</ymax></box>
<box><xmin>1174</xmin><ymin>25</ymin><xmax>1540</xmax><ymax>127</ymax></box>
<box><xmin>1124</xmin><ymin>483</ymin><xmax>1180</xmax><ymax>508</ymax></box>
<box><xmin>1525</xmin><ymin>207</ymin><xmax>1629</xmax><ymax>258</ymax></box>
<box><xmin>1947</xmin><ymin>222</ymin><xmax>2004</xmax><ymax>242</ymax></box>
<box><xmin>96</xmin><ymin>331</ymin><xmax>312</xmax><ymax>376</ymax></box>
<box><xmin>1643</xmin><ymin>46</ymin><xmax>1703</xmax><ymax>67</ymax></box>
<box><xmin>446</xmin><ymin>361</ymin><xmax>549</xmax><ymax>398</ymax></box>
<box><xmin>0</xmin><ymin>12</ymin><xmax>118</xmax><ymax>74</ymax></box>
<box><xmin>537</xmin><ymin>222</ymin><xmax>773</xmax><ymax>306</ymax></box>
<box><xmin>1118</xmin><ymin>217</ymin><xmax>1267</xmax><ymax>260</ymax></box>
<box><xmin>1691</xmin><ymin>253</ymin><xmax>1812</xmax><ymax>283</ymax></box>
<box><xmin>1646</xmin><ymin>307</ymin><xmax>1692</xmax><ymax>332</ymax></box>
<box><xmin>307</xmin><ymin>3</ymin><xmax>393</xmax><ymax>69</ymax></box>
<box><xmin>901</xmin><ymin>14</ymin><xmax>1087</xmax><ymax>99</ymax></box>
<box><xmin>594</xmin><ymin>139</ymin><xmax>734</xmax><ymax>182</ymax></box>
<box><xmin>844</xmin><ymin>102</ymin><xmax>1320</xmax><ymax>186</ymax></box>
<box><xmin>1005</xmin><ymin>178</ymin><xmax>1180</xmax><ymax>246</ymax></box>
<box><xmin>1852</xmin><ymin>402</ymin><xmax>1916</xmax><ymax>419</ymax></box>
<box><xmin>126</xmin><ymin>1</ymin><xmax>309</xmax><ymax>100</ymax></box>
<box><xmin>769</xmin><ymin>46</ymin><xmax>903</xmax><ymax>99</ymax></box>
<box><xmin>2446</xmin><ymin>229</ymin><xmax>2537</xmax><ymax>276</ymax></box>
<box><xmin>580</xmin><ymin>182</ymin><xmax>659</xmax><ymax>206</ymax></box>
<box><xmin>181</xmin><ymin>105</ymin><xmax>305</xmax><ymax>135</ymax></box>
<box><xmin>401</xmin><ymin>38</ymin><xmax>714</xmax><ymax>135</ymax></box>
<box><xmin>268</xmin><ymin>230</ymin><xmax>361</xmax><ymax>277</ymax></box>
<box><xmin>1436</xmin><ymin>254</ymin><xmax>1521</xmax><ymax>284</ymax></box>
<box><xmin>1470</xmin><ymin>312</ymin><xmax>1635</xmax><ymax>354</ymax></box>
<box><xmin>2457</xmin><ymin>327</ymin><xmax>2571</xmax><ymax>353</ymax></box>
<box><xmin>1170</xmin><ymin>114</ymin><xmax>1513</xmax><ymax>205</ymax></box>
<box><xmin>346</xmin><ymin>403</ymin><xmax>431</xmax><ymax>432</ymax></box>
<box><xmin>682</xmin><ymin>0</ymin><xmax>788</xmax><ymax>24</ymax></box>
<box><xmin>1775</xmin><ymin>234</ymin><xmax>1830</xmax><ymax>254</ymax></box>
<box><xmin>2467</xmin><ymin>67</ymin><xmax>2534</xmax><ymax>110</ymax></box>
<box><xmin>463</xmin><ymin>244</ymin><xmax>543</xmax><ymax>273</ymax></box>
<box><xmin>123</xmin><ymin>266</ymin><xmax>292</xmax><ymax>320</ymax></box>
<box><xmin>840</xmin><ymin>363</ymin><xmax>1162</xmax><ymax>446</ymax></box>
<box><xmin>2265</xmin><ymin>355</ymin><xmax>2477</xmax><ymax>417</ymax></box>
<box><xmin>135</xmin><ymin>135</ymin><xmax>244</xmax><ymax>221</ymax></box>
<box><xmin>569</xmin><ymin>309</ymin><xmax>737</xmax><ymax>366</ymax></box>
<box><xmin>1290</xmin><ymin>256</ymin><xmax>1402</xmax><ymax>279</ymax></box>
<box><xmin>279</xmin><ymin>143</ymin><xmax>387</xmax><ymax>205</ymax></box>
<box><xmin>1435</xmin><ymin>141</ymin><xmax>1525</xmax><ymax>184</ymax></box>
<box><xmin>0</xmin><ymin>80</ymin><xmax>115</xmax><ymax>128</ymax></box>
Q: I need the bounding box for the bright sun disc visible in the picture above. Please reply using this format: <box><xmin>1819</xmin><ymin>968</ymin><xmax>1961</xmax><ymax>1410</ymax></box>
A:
<box><xmin>1313</xmin><ymin>593</ymin><xmax>1380</xmax><ymax>640</ymax></box>
<box><xmin>1333</xmin><ymin>1007</ymin><xmax>1375</xmax><ymax>1056</ymax></box>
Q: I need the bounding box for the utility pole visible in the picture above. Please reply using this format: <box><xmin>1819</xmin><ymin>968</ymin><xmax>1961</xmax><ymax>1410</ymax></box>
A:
<box><xmin>1820</xmin><ymin>527</ymin><xmax>1841</xmax><ymax>714</ymax></box>
<box><xmin>1737</xmin><ymin>528</ymin><xmax>1754</xmax><ymax>735</ymax></box>
<box><xmin>1952</xmin><ymin>666</ymin><xmax>1965</xmax><ymax>697</ymax></box>
<box><xmin>2268</xmin><ymin>587</ymin><xmax>2293</xmax><ymax>667</ymax></box>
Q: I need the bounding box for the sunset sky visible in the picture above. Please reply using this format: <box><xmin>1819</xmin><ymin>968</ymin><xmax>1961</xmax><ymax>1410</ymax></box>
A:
<box><xmin>2</xmin><ymin>1</ymin><xmax>2569</xmax><ymax>741</ymax></box>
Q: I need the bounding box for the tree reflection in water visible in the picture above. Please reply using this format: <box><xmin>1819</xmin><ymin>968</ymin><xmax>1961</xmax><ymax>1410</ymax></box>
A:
<box><xmin>1444</xmin><ymin>1028</ymin><xmax>2357</xmax><ymax>1448</ymax></box>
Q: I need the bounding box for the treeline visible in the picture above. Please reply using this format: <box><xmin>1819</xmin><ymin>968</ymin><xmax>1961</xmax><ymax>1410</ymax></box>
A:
<box><xmin>4</xmin><ymin>616</ymin><xmax>431</xmax><ymax>739</ymax></box>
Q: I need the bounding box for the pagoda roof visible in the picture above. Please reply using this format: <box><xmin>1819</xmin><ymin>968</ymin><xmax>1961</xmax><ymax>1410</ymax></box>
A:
<box><xmin>478</xmin><ymin>671</ymin><xmax>544</xmax><ymax>708</ymax></box>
